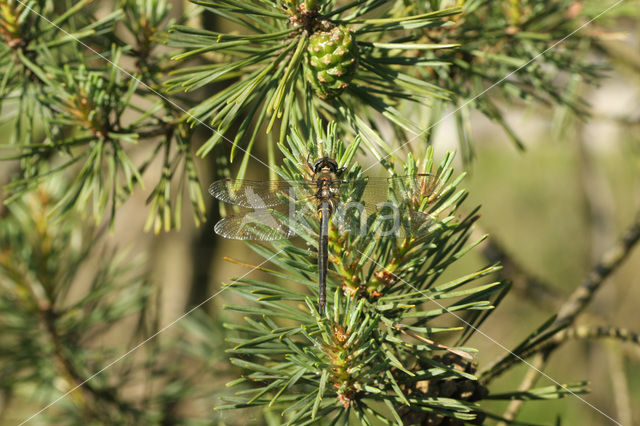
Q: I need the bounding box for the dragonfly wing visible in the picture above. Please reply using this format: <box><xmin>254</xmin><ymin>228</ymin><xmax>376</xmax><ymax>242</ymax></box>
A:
<box><xmin>333</xmin><ymin>179</ymin><xmax>375</xmax><ymax>214</ymax></box>
<box><xmin>214</xmin><ymin>210</ymin><xmax>297</xmax><ymax>241</ymax></box>
<box><xmin>333</xmin><ymin>175</ymin><xmax>436</xmax><ymax>237</ymax></box>
<box><xmin>209</xmin><ymin>179</ymin><xmax>310</xmax><ymax>208</ymax></box>
<box><xmin>332</xmin><ymin>180</ymin><xmax>380</xmax><ymax>234</ymax></box>
<box><xmin>388</xmin><ymin>174</ymin><xmax>435</xmax><ymax>206</ymax></box>
<box><xmin>403</xmin><ymin>211</ymin><xmax>436</xmax><ymax>235</ymax></box>
<box><xmin>334</xmin><ymin>174</ymin><xmax>434</xmax><ymax>213</ymax></box>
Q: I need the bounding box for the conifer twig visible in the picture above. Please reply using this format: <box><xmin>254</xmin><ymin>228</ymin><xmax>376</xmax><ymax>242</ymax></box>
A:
<box><xmin>554</xmin><ymin>210</ymin><xmax>640</xmax><ymax>329</ymax></box>
<box><xmin>497</xmin><ymin>353</ymin><xmax>548</xmax><ymax>426</ymax></box>
<box><xmin>483</xmin><ymin>325</ymin><xmax>640</xmax><ymax>382</ymax></box>
<box><xmin>39</xmin><ymin>305</ymin><xmax>142</xmax><ymax>417</ymax></box>
<box><xmin>487</xmin><ymin>209</ymin><xmax>640</xmax><ymax>424</ymax></box>
<box><xmin>482</xmin><ymin>209</ymin><xmax>640</xmax><ymax>382</ymax></box>
<box><xmin>498</xmin><ymin>324</ymin><xmax>640</xmax><ymax>426</ymax></box>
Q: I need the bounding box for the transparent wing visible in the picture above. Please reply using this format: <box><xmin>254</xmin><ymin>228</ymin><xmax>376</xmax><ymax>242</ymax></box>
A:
<box><xmin>211</xmin><ymin>174</ymin><xmax>436</xmax><ymax>240</ymax></box>
<box><xmin>334</xmin><ymin>174</ymin><xmax>434</xmax><ymax>213</ymax></box>
<box><xmin>214</xmin><ymin>209</ymin><xmax>298</xmax><ymax>241</ymax></box>
<box><xmin>336</xmin><ymin>173</ymin><xmax>433</xmax><ymax>200</ymax></box>
<box><xmin>334</xmin><ymin>174</ymin><xmax>436</xmax><ymax>237</ymax></box>
<box><xmin>209</xmin><ymin>179</ymin><xmax>312</xmax><ymax>208</ymax></box>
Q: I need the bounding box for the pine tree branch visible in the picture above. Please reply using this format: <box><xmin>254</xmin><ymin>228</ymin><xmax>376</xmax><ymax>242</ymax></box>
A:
<box><xmin>497</xmin><ymin>324</ymin><xmax>640</xmax><ymax>425</ymax></box>
<box><xmin>483</xmin><ymin>325</ymin><xmax>640</xmax><ymax>385</ymax></box>
<box><xmin>553</xmin><ymin>210</ymin><xmax>640</xmax><ymax>329</ymax></box>
<box><xmin>134</xmin><ymin>121</ymin><xmax>179</xmax><ymax>140</ymax></box>
<box><xmin>38</xmin><ymin>304</ymin><xmax>142</xmax><ymax>419</ymax></box>
<box><xmin>480</xmin><ymin>208</ymin><xmax>640</xmax><ymax>385</ymax></box>
<box><xmin>1</xmin><ymin>240</ymin><xmax>140</xmax><ymax>420</ymax></box>
<box><xmin>10</xmin><ymin>222</ymin><xmax>145</xmax><ymax>420</ymax></box>
<box><xmin>479</xmin><ymin>209</ymin><xmax>640</xmax><ymax>424</ymax></box>
<box><xmin>497</xmin><ymin>352</ymin><xmax>547</xmax><ymax>426</ymax></box>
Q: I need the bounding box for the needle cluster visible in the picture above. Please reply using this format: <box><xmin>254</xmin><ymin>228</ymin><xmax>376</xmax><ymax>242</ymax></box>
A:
<box><xmin>0</xmin><ymin>0</ymin><xmax>601</xmax><ymax>229</ymax></box>
<box><xmin>216</xmin><ymin>124</ymin><xmax>589</xmax><ymax>423</ymax></box>
<box><xmin>166</xmin><ymin>0</ymin><xmax>460</xmax><ymax>166</ymax></box>
<box><xmin>1</xmin><ymin>0</ymin><xmax>205</xmax><ymax>231</ymax></box>
<box><xmin>0</xmin><ymin>179</ymin><xmax>201</xmax><ymax>423</ymax></box>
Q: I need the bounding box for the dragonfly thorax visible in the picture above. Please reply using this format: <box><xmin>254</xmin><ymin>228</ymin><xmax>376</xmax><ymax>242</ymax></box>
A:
<box><xmin>312</xmin><ymin>157</ymin><xmax>342</xmax><ymax>213</ymax></box>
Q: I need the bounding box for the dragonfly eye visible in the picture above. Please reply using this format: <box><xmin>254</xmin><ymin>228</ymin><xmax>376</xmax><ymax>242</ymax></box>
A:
<box><xmin>313</xmin><ymin>157</ymin><xmax>339</xmax><ymax>174</ymax></box>
<box><xmin>313</xmin><ymin>158</ymin><xmax>324</xmax><ymax>173</ymax></box>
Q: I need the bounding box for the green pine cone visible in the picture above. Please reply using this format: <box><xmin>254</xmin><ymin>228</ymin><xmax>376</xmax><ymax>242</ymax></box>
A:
<box><xmin>305</xmin><ymin>25</ymin><xmax>358</xmax><ymax>99</ymax></box>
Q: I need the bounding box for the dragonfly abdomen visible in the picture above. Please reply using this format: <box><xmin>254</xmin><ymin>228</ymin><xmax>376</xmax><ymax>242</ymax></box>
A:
<box><xmin>318</xmin><ymin>199</ymin><xmax>330</xmax><ymax>314</ymax></box>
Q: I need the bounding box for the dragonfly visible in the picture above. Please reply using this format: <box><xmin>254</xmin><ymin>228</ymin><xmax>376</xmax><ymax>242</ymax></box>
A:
<box><xmin>209</xmin><ymin>157</ymin><xmax>435</xmax><ymax>313</ymax></box>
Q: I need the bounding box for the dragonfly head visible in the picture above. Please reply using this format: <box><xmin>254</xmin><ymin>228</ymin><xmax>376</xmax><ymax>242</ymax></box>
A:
<box><xmin>313</xmin><ymin>157</ymin><xmax>339</xmax><ymax>174</ymax></box>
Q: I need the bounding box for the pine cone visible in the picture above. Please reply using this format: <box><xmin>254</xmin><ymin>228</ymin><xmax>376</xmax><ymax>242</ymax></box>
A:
<box><xmin>305</xmin><ymin>25</ymin><xmax>358</xmax><ymax>99</ymax></box>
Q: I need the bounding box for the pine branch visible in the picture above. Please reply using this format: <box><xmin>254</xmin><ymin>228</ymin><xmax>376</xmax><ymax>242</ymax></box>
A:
<box><xmin>554</xmin><ymin>210</ymin><xmax>640</xmax><ymax>329</ymax></box>
<box><xmin>416</xmin><ymin>0</ymin><xmax>604</xmax><ymax>159</ymax></box>
<box><xmin>480</xmin><ymin>209</ymin><xmax>640</xmax><ymax>386</ymax></box>
<box><xmin>0</xmin><ymin>180</ymin><xmax>203</xmax><ymax>423</ymax></box>
<box><xmin>166</xmin><ymin>0</ymin><xmax>460</xmax><ymax>175</ymax></box>
<box><xmin>0</xmin><ymin>0</ymin><xmax>206</xmax><ymax>232</ymax></box>
<box><xmin>214</xmin><ymin>122</ymin><xmax>578</xmax><ymax>424</ymax></box>
<box><xmin>483</xmin><ymin>325</ymin><xmax>640</xmax><ymax>387</ymax></box>
<box><xmin>0</xmin><ymin>0</ymin><xmax>612</xmax><ymax>232</ymax></box>
<box><xmin>490</xmin><ymin>211</ymin><xmax>640</xmax><ymax>423</ymax></box>
<box><xmin>38</xmin><ymin>303</ymin><xmax>143</xmax><ymax>418</ymax></box>
<box><xmin>0</xmin><ymin>2</ymin><xmax>632</xmax><ymax>424</ymax></box>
